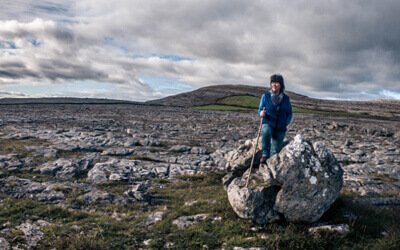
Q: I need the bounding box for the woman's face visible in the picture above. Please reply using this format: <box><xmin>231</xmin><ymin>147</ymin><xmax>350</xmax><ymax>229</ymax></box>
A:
<box><xmin>271</xmin><ymin>82</ymin><xmax>281</xmax><ymax>94</ymax></box>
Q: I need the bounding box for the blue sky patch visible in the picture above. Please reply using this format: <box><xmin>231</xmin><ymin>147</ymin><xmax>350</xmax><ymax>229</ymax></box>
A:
<box><xmin>157</xmin><ymin>54</ymin><xmax>192</xmax><ymax>61</ymax></box>
<box><xmin>0</xmin><ymin>41</ymin><xmax>17</xmax><ymax>49</ymax></box>
<box><xmin>140</xmin><ymin>75</ymin><xmax>193</xmax><ymax>91</ymax></box>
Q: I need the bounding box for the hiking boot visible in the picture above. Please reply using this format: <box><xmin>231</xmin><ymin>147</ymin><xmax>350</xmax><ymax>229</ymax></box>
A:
<box><xmin>260</xmin><ymin>156</ymin><xmax>267</xmax><ymax>164</ymax></box>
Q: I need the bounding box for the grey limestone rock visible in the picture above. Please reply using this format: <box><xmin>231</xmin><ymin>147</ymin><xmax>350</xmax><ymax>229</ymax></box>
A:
<box><xmin>124</xmin><ymin>182</ymin><xmax>151</xmax><ymax>202</ymax></box>
<box><xmin>308</xmin><ymin>224</ymin><xmax>350</xmax><ymax>237</ymax></box>
<box><xmin>0</xmin><ymin>237</ymin><xmax>10</xmax><ymax>250</ymax></box>
<box><xmin>141</xmin><ymin>211</ymin><xmax>164</xmax><ymax>226</ymax></box>
<box><xmin>0</xmin><ymin>155</ymin><xmax>24</xmax><ymax>172</ymax></box>
<box><xmin>24</xmin><ymin>146</ymin><xmax>58</xmax><ymax>158</ymax></box>
<box><xmin>87</xmin><ymin>159</ymin><xmax>170</xmax><ymax>183</ymax></box>
<box><xmin>139</xmin><ymin>138</ymin><xmax>162</xmax><ymax>147</ymax></box>
<box><xmin>100</xmin><ymin>147</ymin><xmax>134</xmax><ymax>156</ymax></box>
<box><xmin>1</xmin><ymin>176</ymin><xmax>65</xmax><ymax>203</ymax></box>
<box><xmin>169</xmin><ymin>164</ymin><xmax>199</xmax><ymax>177</ymax></box>
<box><xmin>226</xmin><ymin>134</ymin><xmax>343</xmax><ymax>224</ymax></box>
<box><xmin>169</xmin><ymin>145</ymin><xmax>191</xmax><ymax>152</ymax></box>
<box><xmin>17</xmin><ymin>221</ymin><xmax>44</xmax><ymax>247</ymax></box>
<box><xmin>190</xmin><ymin>146</ymin><xmax>209</xmax><ymax>155</ymax></box>
<box><xmin>36</xmin><ymin>158</ymin><xmax>90</xmax><ymax>180</ymax></box>
<box><xmin>172</xmin><ymin>214</ymin><xmax>209</xmax><ymax>229</ymax></box>
<box><xmin>78</xmin><ymin>189</ymin><xmax>115</xmax><ymax>205</ymax></box>
<box><xmin>269</xmin><ymin>135</ymin><xmax>343</xmax><ymax>223</ymax></box>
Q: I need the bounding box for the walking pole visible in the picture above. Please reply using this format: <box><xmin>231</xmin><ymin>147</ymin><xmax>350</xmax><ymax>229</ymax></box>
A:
<box><xmin>245</xmin><ymin>107</ymin><xmax>265</xmax><ymax>188</ymax></box>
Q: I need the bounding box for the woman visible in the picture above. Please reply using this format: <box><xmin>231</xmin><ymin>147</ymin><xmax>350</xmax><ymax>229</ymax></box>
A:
<box><xmin>258</xmin><ymin>73</ymin><xmax>293</xmax><ymax>163</ymax></box>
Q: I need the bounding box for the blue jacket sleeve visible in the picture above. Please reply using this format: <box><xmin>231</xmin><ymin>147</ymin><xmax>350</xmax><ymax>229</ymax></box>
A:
<box><xmin>258</xmin><ymin>94</ymin><xmax>265</xmax><ymax>116</ymax></box>
<box><xmin>286</xmin><ymin>97</ymin><xmax>293</xmax><ymax>126</ymax></box>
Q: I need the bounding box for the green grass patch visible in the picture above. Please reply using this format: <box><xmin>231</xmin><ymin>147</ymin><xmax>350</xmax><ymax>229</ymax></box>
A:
<box><xmin>217</xmin><ymin>95</ymin><xmax>260</xmax><ymax>108</ymax></box>
<box><xmin>193</xmin><ymin>104</ymin><xmax>253</xmax><ymax>111</ymax></box>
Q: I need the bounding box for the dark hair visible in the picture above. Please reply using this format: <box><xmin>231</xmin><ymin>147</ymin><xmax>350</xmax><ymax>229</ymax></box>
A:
<box><xmin>270</xmin><ymin>73</ymin><xmax>285</xmax><ymax>91</ymax></box>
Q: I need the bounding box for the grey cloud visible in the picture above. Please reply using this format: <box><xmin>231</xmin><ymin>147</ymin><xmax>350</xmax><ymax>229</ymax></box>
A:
<box><xmin>0</xmin><ymin>0</ymin><xmax>74</xmax><ymax>23</ymax></box>
<box><xmin>38</xmin><ymin>59</ymin><xmax>108</xmax><ymax>81</ymax></box>
<box><xmin>1</xmin><ymin>0</ymin><xmax>400</xmax><ymax>101</ymax></box>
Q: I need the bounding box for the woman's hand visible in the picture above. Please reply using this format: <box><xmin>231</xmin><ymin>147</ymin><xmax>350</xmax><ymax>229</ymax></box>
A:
<box><xmin>260</xmin><ymin>110</ymin><xmax>266</xmax><ymax>117</ymax></box>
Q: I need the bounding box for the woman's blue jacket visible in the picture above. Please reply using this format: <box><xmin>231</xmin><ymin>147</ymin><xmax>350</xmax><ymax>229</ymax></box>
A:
<box><xmin>258</xmin><ymin>92</ymin><xmax>293</xmax><ymax>133</ymax></box>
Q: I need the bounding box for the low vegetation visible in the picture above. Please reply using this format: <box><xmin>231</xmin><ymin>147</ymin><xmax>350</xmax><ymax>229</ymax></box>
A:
<box><xmin>1</xmin><ymin>173</ymin><xmax>399</xmax><ymax>249</ymax></box>
<box><xmin>0</xmin><ymin>138</ymin><xmax>48</xmax><ymax>158</ymax></box>
<box><xmin>193</xmin><ymin>104</ymin><xmax>253</xmax><ymax>111</ymax></box>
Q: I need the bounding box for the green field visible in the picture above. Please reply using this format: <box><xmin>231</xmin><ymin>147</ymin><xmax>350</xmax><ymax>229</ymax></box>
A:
<box><xmin>217</xmin><ymin>95</ymin><xmax>260</xmax><ymax>108</ymax></box>
<box><xmin>193</xmin><ymin>104</ymin><xmax>253</xmax><ymax>111</ymax></box>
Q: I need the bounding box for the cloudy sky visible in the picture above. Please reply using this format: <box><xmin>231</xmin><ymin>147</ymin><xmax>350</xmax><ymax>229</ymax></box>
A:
<box><xmin>1</xmin><ymin>0</ymin><xmax>400</xmax><ymax>101</ymax></box>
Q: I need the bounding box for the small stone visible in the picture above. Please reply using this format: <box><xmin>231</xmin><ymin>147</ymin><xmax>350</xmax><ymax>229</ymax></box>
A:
<box><xmin>141</xmin><ymin>212</ymin><xmax>164</xmax><ymax>226</ymax></box>
<box><xmin>164</xmin><ymin>241</ymin><xmax>175</xmax><ymax>248</ymax></box>
<box><xmin>212</xmin><ymin>216</ymin><xmax>222</xmax><ymax>223</ymax></box>
<box><xmin>143</xmin><ymin>239</ymin><xmax>152</xmax><ymax>246</ymax></box>
<box><xmin>36</xmin><ymin>220</ymin><xmax>51</xmax><ymax>227</ymax></box>
<box><xmin>184</xmin><ymin>201</ymin><xmax>198</xmax><ymax>206</ymax></box>
<box><xmin>250</xmin><ymin>227</ymin><xmax>259</xmax><ymax>232</ymax></box>
<box><xmin>169</xmin><ymin>145</ymin><xmax>191</xmax><ymax>152</ymax></box>
<box><xmin>308</xmin><ymin>224</ymin><xmax>350</xmax><ymax>237</ymax></box>
<box><xmin>100</xmin><ymin>148</ymin><xmax>134</xmax><ymax>156</ymax></box>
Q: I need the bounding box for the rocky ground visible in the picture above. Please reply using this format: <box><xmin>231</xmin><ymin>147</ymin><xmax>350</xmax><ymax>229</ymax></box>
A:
<box><xmin>0</xmin><ymin>103</ymin><xmax>399</xmax><ymax>248</ymax></box>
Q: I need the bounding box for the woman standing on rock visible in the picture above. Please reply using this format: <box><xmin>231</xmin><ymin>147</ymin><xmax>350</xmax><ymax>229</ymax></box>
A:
<box><xmin>258</xmin><ymin>73</ymin><xmax>293</xmax><ymax>163</ymax></box>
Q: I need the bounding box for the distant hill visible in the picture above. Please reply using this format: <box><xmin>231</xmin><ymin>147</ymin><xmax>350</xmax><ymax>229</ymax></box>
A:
<box><xmin>1</xmin><ymin>85</ymin><xmax>399</xmax><ymax>120</ymax></box>
<box><xmin>146</xmin><ymin>84</ymin><xmax>400</xmax><ymax>120</ymax></box>
<box><xmin>0</xmin><ymin>97</ymin><xmax>142</xmax><ymax>105</ymax></box>
<box><xmin>145</xmin><ymin>84</ymin><xmax>309</xmax><ymax>107</ymax></box>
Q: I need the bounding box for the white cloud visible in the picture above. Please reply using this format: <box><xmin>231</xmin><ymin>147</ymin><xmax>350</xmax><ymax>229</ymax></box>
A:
<box><xmin>380</xmin><ymin>90</ymin><xmax>400</xmax><ymax>100</ymax></box>
<box><xmin>0</xmin><ymin>90</ymin><xmax>26</xmax><ymax>98</ymax></box>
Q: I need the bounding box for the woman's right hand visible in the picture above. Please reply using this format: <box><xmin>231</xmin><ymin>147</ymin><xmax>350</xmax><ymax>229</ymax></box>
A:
<box><xmin>260</xmin><ymin>110</ymin><xmax>266</xmax><ymax>117</ymax></box>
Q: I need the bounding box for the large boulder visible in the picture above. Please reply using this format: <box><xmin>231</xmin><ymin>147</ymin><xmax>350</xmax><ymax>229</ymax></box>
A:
<box><xmin>225</xmin><ymin>134</ymin><xmax>343</xmax><ymax>224</ymax></box>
